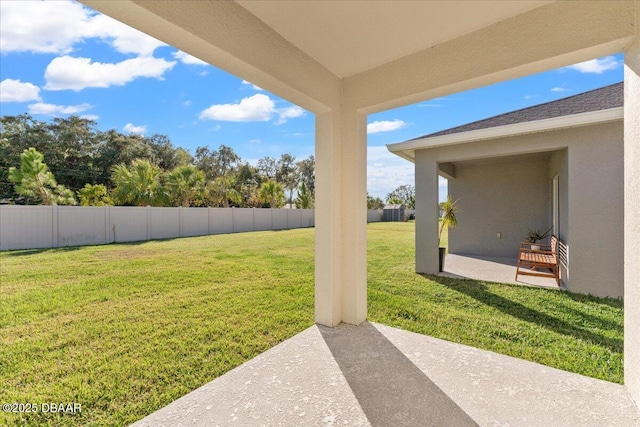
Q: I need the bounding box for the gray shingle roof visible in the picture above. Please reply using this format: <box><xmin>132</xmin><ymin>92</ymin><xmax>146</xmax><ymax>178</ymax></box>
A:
<box><xmin>409</xmin><ymin>82</ymin><xmax>623</xmax><ymax>141</ymax></box>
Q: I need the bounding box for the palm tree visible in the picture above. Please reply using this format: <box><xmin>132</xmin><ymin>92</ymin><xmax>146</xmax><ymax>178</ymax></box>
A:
<box><xmin>111</xmin><ymin>159</ymin><xmax>166</xmax><ymax>206</ymax></box>
<box><xmin>259</xmin><ymin>179</ymin><xmax>285</xmax><ymax>208</ymax></box>
<box><xmin>166</xmin><ymin>165</ymin><xmax>205</xmax><ymax>207</ymax></box>
<box><xmin>438</xmin><ymin>195</ymin><xmax>459</xmax><ymax>244</ymax></box>
<box><xmin>8</xmin><ymin>147</ymin><xmax>76</xmax><ymax>205</ymax></box>
<box><xmin>209</xmin><ymin>175</ymin><xmax>242</xmax><ymax>207</ymax></box>
<box><xmin>295</xmin><ymin>182</ymin><xmax>314</xmax><ymax>209</ymax></box>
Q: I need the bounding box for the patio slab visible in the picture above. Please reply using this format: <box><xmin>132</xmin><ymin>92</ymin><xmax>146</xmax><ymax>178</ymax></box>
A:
<box><xmin>439</xmin><ymin>254</ymin><xmax>562</xmax><ymax>290</ymax></box>
<box><xmin>131</xmin><ymin>322</ymin><xmax>639</xmax><ymax>427</ymax></box>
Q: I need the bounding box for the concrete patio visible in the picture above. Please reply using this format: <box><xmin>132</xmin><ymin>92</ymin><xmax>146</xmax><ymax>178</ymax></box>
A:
<box><xmin>83</xmin><ymin>0</ymin><xmax>640</xmax><ymax>416</ymax></box>
<box><xmin>439</xmin><ymin>254</ymin><xmax>562</xmax><ymax>290</ymax></box>
<box><xmin>131</xmin><ymin>322</ymin><xmax>639</xmax><ymax>427</ymax></box>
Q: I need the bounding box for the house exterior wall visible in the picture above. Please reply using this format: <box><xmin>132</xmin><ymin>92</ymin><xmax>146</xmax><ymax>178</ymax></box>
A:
<box><xmin>567</xmin><ymin>123</ymin><xmax>624</xmax><ymax>298</ymax></box>
<box><xmin>448</xmin><ymin>157</ymin><xmax>549</xmax><ymax>258</ymax></box>
<box><xmin>415</xmin><ymin>152</ymin><xmax>440</xmax><ymax>274</ymax></box>
<box><xmin>415</xmin><ymin>120</ymin><xmax>623</xmax><ymax>298</ymax></box>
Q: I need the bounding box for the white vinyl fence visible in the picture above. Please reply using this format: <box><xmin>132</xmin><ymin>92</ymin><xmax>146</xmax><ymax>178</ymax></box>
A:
<box><xmin>0</xmin><ymin>206</ymin><xmax>315</xmax><ymax>251</ymax></box>
<box><xmin>0</xmin><ymin>206</ymin><xmax>387</xmax><ymax>251</ymax></box>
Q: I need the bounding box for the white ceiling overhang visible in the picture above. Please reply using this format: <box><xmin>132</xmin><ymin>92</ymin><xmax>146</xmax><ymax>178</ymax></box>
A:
<box><xmin>81</xmin><ymin>1</ymin><xmax>635</xmax><ymax>114</ymax></box>
<box><xmin>235</xmin><ymin>1</ymin><xmax>552</xmax><ymax>78</ymax></box>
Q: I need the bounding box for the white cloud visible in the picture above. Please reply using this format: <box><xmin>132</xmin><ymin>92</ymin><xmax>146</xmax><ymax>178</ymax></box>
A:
<box><xmin>199</xmin><ymin>94</ymin><xmax>274</xmax><ymax>122</ymax></box>
<box><xmin>82</xmin><ymin>13</ymin><xmax>165</xmax><ymax>57</ymax></box>
<box><xmin>28</xmin><ymin>102</ymin><xmax>92</xmax><ymax>116</ymax></box>
<box><xmin>275</xmin><ymin>106</ymin><xmax>306</xmax><ymax>125</ymax></box>
<box><xmin>551</xmin><ymin>87</ymin><xmax>570</xmax><ymax>92</ymax></box>
<box><xmin>367</xmin><ymin>119</ymin><xmax>407</xmax><ymax>134</ymax></box>
<box><xmin>367</xmin><ymin>146</ymin><xmax>414</xmax><ymax>199</ymax></box>
<box><xmin>199</xmin><ymin>94</ymin><xmax>306</xmax><ymax>124</ymax></box>
<box><xmin>367</xmin><ymin>146</ymin><xmax>448</xmax><ymax>201</ymax></box>
<box><xmin>524</xmin><ymin>94</ymin><xmax>538</xmax><ymax>100</ymax></box>
<box><xmin>173</xmin><ymin>50</ymin><xmax>209</xmax><ymax>66</ymax></box>
<box><xmin>249</xmin><ymin>139</ymin><xmax>261</xmax><ymax>144</ymax></box>
<box><xmin>565</xmin><ymin>56</ymin><xmax>620</xmax><ymax>74</ymax></box>
<box><xmin>123</xmin><ymin>123</ymin><xmax>146</xmax><ymax>134</ymax></box>
<box><xmin>81</xmin><ymin>114</ymin><xmax>100</xmax><ymax>121</ymax></box>
<box><xmin>0</xmin><ymin>79</ymin><xmax>41</xmax><ymax>102</ymax></box>
<box><xmin>44</xmin><ymin>56</ymin><xmax>176</xmax><ymax>91</ymax></box>
<box><xmin>0</xmin><ymin>0</ymin><xmax>89</xmax><ymax>54</ymax></box>
<box><xmin>242</xmin><ymin>80</ymin><xmax>263</xmax><ymax>91</ymax></box>
<box><xmin>182</xmin><ymin>100</ymin><xmax>192</xmax><ymax>107</ymax></box>
<box><xmin>0</xmin><ymin>0</ymin><xmax>165</xmax><ymax>56</ymax></box>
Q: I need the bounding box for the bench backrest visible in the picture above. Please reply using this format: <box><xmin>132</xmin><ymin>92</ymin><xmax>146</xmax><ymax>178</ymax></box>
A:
<box><xmin>550</xmin><ymin>235</ymin><xmax>558</xmax><ymax>255</ymax></box>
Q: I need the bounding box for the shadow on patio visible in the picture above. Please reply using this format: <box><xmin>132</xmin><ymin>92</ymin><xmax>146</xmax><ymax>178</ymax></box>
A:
<box><xmin>131</xmin><ymin>322</ymin><xmax>638</xmax><ymax>427</ymax></box>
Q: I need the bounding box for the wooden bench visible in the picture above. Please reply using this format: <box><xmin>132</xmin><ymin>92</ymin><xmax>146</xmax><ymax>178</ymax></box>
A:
<box><xmin>515</xmin><ymin>235</ymin><xmax>561</xmax><ymax>286</ymax></box>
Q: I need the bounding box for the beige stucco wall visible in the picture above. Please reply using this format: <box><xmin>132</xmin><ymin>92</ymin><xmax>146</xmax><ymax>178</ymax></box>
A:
<box><xmin>448</xmin><ymin>157</ymin><xmax>550</xmax><ymax>258</ymax></box>
<box><xmin>624</xmin><ymin>1</ymin><xmax>640</xmax><ymax>403</ymax></box>
<box><xmin>416</xmin><ymin>121</ymin><xmax>623</xmax><ymax>298</ymax></box>
<box><xmin>566</xmin><ymin>123</ymin><xmax>624</xmax><ymax>298</ymax></box>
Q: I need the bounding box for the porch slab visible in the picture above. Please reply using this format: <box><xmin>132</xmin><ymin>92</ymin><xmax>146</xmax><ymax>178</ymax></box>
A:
<box><xmin>131</xmin><ymin>322</ymin><xmax>639</xmax><ymax>427</ymax></box>
<box><xmin>439</xmin><ymin>254</ymin><xmax>562</xmax><ymax>290</ymax></box>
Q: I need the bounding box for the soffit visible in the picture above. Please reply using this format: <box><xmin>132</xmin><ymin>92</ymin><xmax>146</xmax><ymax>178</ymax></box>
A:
<box><xmin>235</xmin><ymin>0</ymin><xmax>552</xmax><ymax>78</ymax></box>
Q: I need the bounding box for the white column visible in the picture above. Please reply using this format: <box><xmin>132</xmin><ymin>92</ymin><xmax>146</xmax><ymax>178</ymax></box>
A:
<box><xmin>624</xmin><ymin>1</ymin><xmax>640</xmax><ymax>405</ymax></box>
<box><xmin>315</xmin><ymin>108</ymin><xmax>367</xmax><ymax>326</ymax></box>
<box><xmin>415</xmin><ymin>151</ymin><xmax>439</xmax><ymax>273</ymax></box>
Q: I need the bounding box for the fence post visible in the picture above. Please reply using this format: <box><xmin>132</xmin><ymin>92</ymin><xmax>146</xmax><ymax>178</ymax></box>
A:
<box><xmin>179</xmin><ymin>206</ymin><xmax>183</xmax><ymax>237</ymax></box>
<box><xmin>208</xmin><ymin>207</ymin><xmax>211</xmax><ymax>235</ymax></box>
<box><xmin>105</xmin><ymin>205</ymin><xmax>109</xmax><ymax>244</ymax></box>
<box><xmin>147</xmin><ymin>206</ymin><xmax>151</xmax><ymax>240</ymax></box>
<box><xmin>231</xmin><ymin>207</ymin><xmax>235</xmax><ymax>233</ymax></box>
<box><xmin>252</xmin><ymin>207</ymin><xmax>255</xmax><ymax>232</ymax></box>
<box><xmin>52</xmin><ymin>205</ymin><xmax>59</xmax><ymax>248</ymax></box>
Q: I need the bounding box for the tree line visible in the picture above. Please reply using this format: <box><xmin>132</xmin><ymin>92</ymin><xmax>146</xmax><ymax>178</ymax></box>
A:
<box><xmin>367</xmin><ymin>184</ymin><xmax>415</xmax><ymax>210</ymax></box>
<box><xmin>2</xmin><ymin>114</ymin><xmax>416</xmax><ymax>209</ymax></box>
<box><xmin>1</xmin><ymin>114</ymin><xmax>314</xmax><ymax>208</ymax></box>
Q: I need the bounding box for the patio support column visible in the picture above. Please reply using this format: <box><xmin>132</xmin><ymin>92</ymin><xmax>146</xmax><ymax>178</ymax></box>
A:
<box><xmin>415</xmin><ymin>151</ymin><xmax>440</xmax><ymax>273</ymax></box>
<box><xmin>315</xmin><ymin>108</ymin><xmax>368</xmax><ymax>327</ymax></box>
<box><xmin>624</xmin><ymin>1</ymin><xmax>640</xmax><ymax>406</ymax></box>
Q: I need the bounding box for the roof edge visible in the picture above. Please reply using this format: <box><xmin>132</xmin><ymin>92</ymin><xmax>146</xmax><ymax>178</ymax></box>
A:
<box><xmin>386</xmin><ymin>106</ymin><xmax>623</xmax><ymax>162</ymax></box>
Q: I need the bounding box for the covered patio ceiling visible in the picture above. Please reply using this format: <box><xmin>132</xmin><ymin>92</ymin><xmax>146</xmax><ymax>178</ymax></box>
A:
<box><xmin>235</xmin><ymin>0</ymin><xmax>552</xmax><ymax>78</ymax></box>
<box><xmin>81</xmin><ymin>0</ymin><xmax>640</xmax><ymax>411</ymax></box>
<box><xmin>82</xmin><ymin>1</ymin><xmax>633</xmax><ymax>113</ymax></box>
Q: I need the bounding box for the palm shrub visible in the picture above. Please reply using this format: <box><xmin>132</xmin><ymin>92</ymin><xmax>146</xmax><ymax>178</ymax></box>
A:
<box><xmin>259</xmin><ymin>179</ymin><xmax>285</xmax><ymax>208</ymax></box>
<box><xmin>111</xmin><ymin>159</ymin><xmax>166</xmax><ymax>206</ymax></box>
<box><xmin>166</xmin><ymin>165</ymin><xmax>206</xmax><ymax>207</ymax></box>
<box><xmin>208</xmin><ymin>175</ymin><xmax>242</xmax><ymax>207</ymax></box>
<box><xmin>8</xmin><ymin>147</ymin><xmax>76</xmax><ymax>205</ymax></box>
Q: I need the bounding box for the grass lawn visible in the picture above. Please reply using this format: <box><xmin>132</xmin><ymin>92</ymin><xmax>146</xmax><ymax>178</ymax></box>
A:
<box><xmin>1</xmin><ymin>222</ymin><xmax>623</xmax><ymax>426</ymax></box>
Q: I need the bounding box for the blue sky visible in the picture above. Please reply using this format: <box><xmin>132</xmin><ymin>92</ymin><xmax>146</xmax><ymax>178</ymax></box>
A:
<box><xmin>0</xmin><ymin>1</ymin><xmax>625</xmax><ymax>200</ymax></box>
